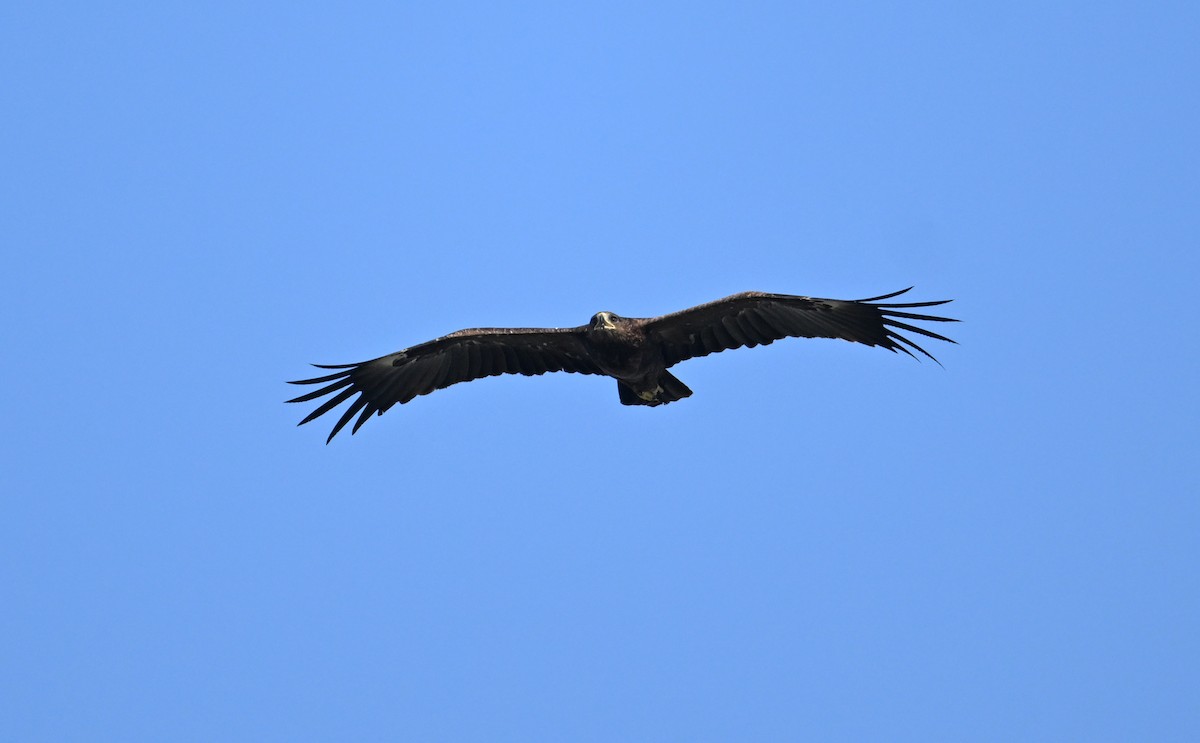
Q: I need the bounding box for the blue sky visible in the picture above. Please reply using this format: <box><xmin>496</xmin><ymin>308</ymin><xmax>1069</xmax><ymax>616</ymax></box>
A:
<box><xmin>3</xmin><ymin>1</ymin><xmax>1197</xmax><ymax>740</ymax></box>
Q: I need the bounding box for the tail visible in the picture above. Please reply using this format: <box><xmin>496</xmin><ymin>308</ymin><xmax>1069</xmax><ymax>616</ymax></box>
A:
<box><xmin>617</xmin><ymin>371</ymin><xmax>694</xmax><ymax>407</ymax></box>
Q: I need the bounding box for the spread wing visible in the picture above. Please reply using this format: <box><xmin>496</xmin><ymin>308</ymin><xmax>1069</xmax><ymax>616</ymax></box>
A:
<box><xmin>644</xmin><ymin>287</ymin><xmax>958</xmax><ymax>367</ymax></box>
<box><xmin>287</xmin><ymin>327</ymin><xmax>601</xmax><ymax>442</ymax></box>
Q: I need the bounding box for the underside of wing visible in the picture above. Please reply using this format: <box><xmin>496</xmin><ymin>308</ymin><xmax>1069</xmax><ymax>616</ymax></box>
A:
<box><xmin>287</xmin><ymin>326</ymin><xmax>600</xmax><ymax>442</ymax></box>
<box><xmin>645</xmin><ymin>287</ymin><xmax>958</xmax><ymax>367</ymax></box>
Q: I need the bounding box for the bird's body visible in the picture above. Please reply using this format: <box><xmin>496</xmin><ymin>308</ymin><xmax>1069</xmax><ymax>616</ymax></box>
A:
<box><xmin>289</xmin><ymin>288</ymin><xmax>958</xmax><ymax>442</ymax></box>
<box><xmin>584</xmin><ymin>312</ymin><xmax>681</xmax><ymax>405</ymax></box>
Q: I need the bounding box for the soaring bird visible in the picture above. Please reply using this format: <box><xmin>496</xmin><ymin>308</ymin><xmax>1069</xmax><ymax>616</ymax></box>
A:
<box><xmin>288</xmin><ymin>288</ymin><xmax>957</xmax><ymax>442</ymax></box>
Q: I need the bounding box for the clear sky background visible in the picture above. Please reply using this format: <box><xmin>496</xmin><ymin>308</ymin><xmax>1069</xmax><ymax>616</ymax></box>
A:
<box><xmin>3</xmin><ymin>2</ymin><xmax>1197</xmax><ymax>741</ymax></box>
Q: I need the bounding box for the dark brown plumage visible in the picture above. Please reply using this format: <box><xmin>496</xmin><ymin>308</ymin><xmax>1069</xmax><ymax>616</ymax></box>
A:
<box><xmin>288</xmin><ymin>287</ymin><xmax>958</xmax><ymax>442</ymax></box>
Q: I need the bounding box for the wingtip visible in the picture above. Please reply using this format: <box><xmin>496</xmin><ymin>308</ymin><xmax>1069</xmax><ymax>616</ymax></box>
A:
<box><xmin>858</xmin><ymin>286</ymin><xmax>916</xmax><ymax>303</ymax></box>
<box><xmin>285</xmin><ymin>362</ymin><xmax>350</xmax><ymax>385</ymax></box>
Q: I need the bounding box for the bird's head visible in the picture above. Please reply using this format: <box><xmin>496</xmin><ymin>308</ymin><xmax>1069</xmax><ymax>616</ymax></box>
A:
<box><xmin>590</xmin><ymin>311</ymin><xmax>620</xmax><ymax>332</ymax></box>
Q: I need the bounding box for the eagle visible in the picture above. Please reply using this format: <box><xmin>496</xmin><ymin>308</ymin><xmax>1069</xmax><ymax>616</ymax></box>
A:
<box><xmin>288</xmin><ymin>287</ymin><xmax>957</xmax><ymax>442</ymax></box>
